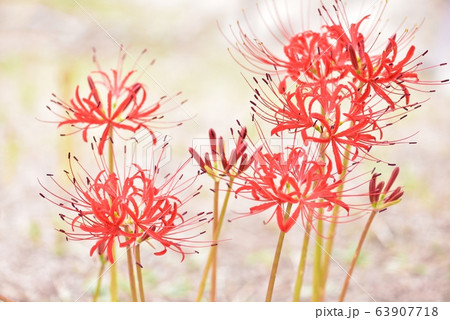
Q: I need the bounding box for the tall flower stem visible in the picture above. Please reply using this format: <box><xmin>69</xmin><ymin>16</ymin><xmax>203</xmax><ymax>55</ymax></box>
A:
<box><xmin>109</xmin><ymin>246</ymin><xmax>118</xmax><ymax>301</ymax></box>
<box><xmin>339</xmin><ymin>209</ymin><xmax>378</xmax><ymax>301</ymax></box>
<box><xmin>320</xmin><ymin>145</ymin><xmax>351</xmax><ymax>300</ymax></box>
<box><xmin>312</xmin><ymin>218</ymin><xmax>324</xmax><ymax>301</ymax></box>
<box><xmin>210</xmin><ymin>180</ymin><xmax>220</xmax><ymax>302</ymax></box>
<box><xmin>196</xmin><ymin>178</ymin><xmax>234</xmax><ymax>302</ymax></box>
<box><xmin>135</xmin><ymin>243</ymin><xmax>146</xmax><ymax>302</ymax></box>
<box><xmin>107</xmin><ymin>125</ymin><xmax>118</xmax><ymax>302</ymax></box>
<box><xmin>265</xmin><ymin>203</ymin><xmax>292</xmax><ymax>302</ymax></box>
<box><xmin>311</xmin><ymin>141</ymin><xmax>333</xmax><ymax>302</ymax></box>
<box><xmin>292</xmin><ymin>218</ymin><xmax>312</xmax><ymax>301</ymax></box>
<box><xmin>126</xmin><ymin>245</ymin><xmax>138</xmax><ymax>302</ymax></box>
<box><xmin>93</xmin><ymin>255</ymin><xmax>107</xmax><ymax>302</ymax></box>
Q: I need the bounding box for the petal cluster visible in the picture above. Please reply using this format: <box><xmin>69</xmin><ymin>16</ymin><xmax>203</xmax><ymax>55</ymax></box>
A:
<box><xmin>40</xmin><ymin>147</ymin><xmax>207</xmax><ymax>263</ymax></box>
<box><xmin>235</xmin><ymin>146</ymin><xmax>348</xmax><ymax>232</ymax></box>
<box><xmin>230</xmin><ymin>0</ymin><xmax>446</xmax><ymax>174</ymax></box>
<box><xmin>48</xmin><ymin>50</ymin><xmax>184</xmax><ymax>154</ymax></box>
<box><xmin>223</xmin><ymin>0</ymin><xmax>447</xmax><ymax>232</ymax></box>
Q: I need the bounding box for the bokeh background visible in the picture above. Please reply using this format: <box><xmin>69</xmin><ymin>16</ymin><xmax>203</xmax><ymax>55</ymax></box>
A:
<box><xmin>0</xmin><ymin>0</ymin><xmax>449</xmax><ymax>302</ymax></box>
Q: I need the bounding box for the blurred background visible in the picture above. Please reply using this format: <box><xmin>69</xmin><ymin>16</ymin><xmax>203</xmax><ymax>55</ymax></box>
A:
<box><xmin>0</xmin><ymin>0</ymin><xmax>449</xmax><ymax>301</ymax></box>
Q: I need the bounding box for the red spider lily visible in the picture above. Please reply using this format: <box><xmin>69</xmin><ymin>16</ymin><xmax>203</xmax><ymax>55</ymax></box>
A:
<box><xmin>228</xmin><ymin>23</ymin><xmax>348</xmax><ymax>91</ymax></box>
<box><xmin>324</xmin><ymin>16</ymin><xmax>421</xmax><ymax>109</ymax></box>
<box><xmin>225</xmin><ymin>5</ymin><xmax>349</xmax><ymax>92</ymax></box>
<box><xmin>235</xmin><ymin>145</ymin><xmax>349</xmax><ymax>233</ymax></box>
<box><xmin>225</xmin><ymin>1</ymin><xmax>364</xmax><ymax>88</ymax></box>
<box><xmin>189</xmin><ymin>126</ymin><xmax>259</xmax><ymax>179</ymax></box>
<box><xmin>47</xmin><ymin>49</ymin><xmax>185</xmax><ymax>154</ymax></box>
<box><xmin>279</xmin><ymin>30</ymin><xmax>349</xmax><ymax>89</ymax></box>
<box><xmin>228</xmin><ymin>1</ymin><xmax>447</xmax><ymax>100</ymax></box>
<box><xmin>250</xmin><ymin>74</ymin><xmax>420</xmax><ymax>173</ymax></box>
<box><xmin>39</xmin><ymin>143</ymin><xmax>208</xmax><ymax>264</ymax></box>
<box><xmin>315</xmin><ymin>1</ymin><xmax>447</xmax><ymax>108</ymax></box>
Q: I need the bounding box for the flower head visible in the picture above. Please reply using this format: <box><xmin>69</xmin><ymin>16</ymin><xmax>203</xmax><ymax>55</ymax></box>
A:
<box><xmin>39</xmin><ymin>142</ymin><xmax>208</xmax><ymax>263</ymax></box>
<box><xmin>235</xmin><ymin>145</ymin><xmax>348</xmax><ymax>233</ymax></box>
<box><xmin>48</xmin><ymin>48</ymin><xmax>185</xmax><ymax>154</ymax></box>
<box><xmin>250</xmin><ymin>74</ymin><xmax>421</xmax><ymax>173</ymax></box>
<box><xmin>226</xmin><ymin>1</ymin><xmax>448</xmax><ymax>178</ymax></box>
<box><xmin>228</xmin><ymin>1</ymin><xmax>447</xmax><ymax>102</ymax></box>
<box><xmin>319</xmin><ymin>2</ymin><xmax>448</xmax><ymax>109</ymax></box>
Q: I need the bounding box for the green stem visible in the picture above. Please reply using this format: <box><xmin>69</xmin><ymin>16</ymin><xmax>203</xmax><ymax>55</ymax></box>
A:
<box><xmin>135</xmin><ymin>244</ymin><xmax>146</xmax><ymax>302</ymax></box>
<box><xmin>312</xmin><ymin>218</ymin><xmax>324</xmax><ymax>301</ymax></box>
<box><xmin>265</xmin><ymin>203</ymin><xmax>292</xmax><ymax>302</ymax></box>
<box><xmin>126</xmin><ymin>245</ymin><xmax>138</xmax><ymax>302</ymax></box>
<box><xmin>110</xmin><ymin>246</ymin><xmax>118</xmax><ymax>302</ymax></box>
<box><xmin>93</xmin><ymin>255</ymin><xmax>107</xmax><ymax>302</ymax></box>
<box><xmin>107</xmin><ymin>125</ymin><xmax>118</xmax><ymax>302</ymax></box>
<box><xmin>196</xmin><ymin>178</ymin><xmax>234</xmax><ymax>302</ymax></box>
<box><xmin>320</xmin><ymin>145</ymin><xmax>351</xmax><ymax>300</ymax></box>
<box><xmin>210</xmin><ymin>180</ymin><xmax>220</xmax><ymax>302</ymax></box>
<box><xmin>292</xmin><ymin>219</ymin><xmax>312</xmax><ymax>301</ymax></box>
<box><xmin>339</xmin><ymin>209</ymin><xmax>378</xmax><ymax>302</ymax></box>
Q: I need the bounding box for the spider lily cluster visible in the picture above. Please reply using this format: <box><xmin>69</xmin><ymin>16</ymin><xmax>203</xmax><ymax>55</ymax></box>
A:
<box><xmin>41</xmin><ymin>49</ymin><xmax>209</xmax><ymax>302</ymax></box>
<box><xmin>40</xmin><ymin>0</ymin><xmax>446</xmax><ymax>302</ymax></box>
<box><xmin>217</xmin><ymin>0</ymin><xmax>446</xmax><ymax>301</ymax></box>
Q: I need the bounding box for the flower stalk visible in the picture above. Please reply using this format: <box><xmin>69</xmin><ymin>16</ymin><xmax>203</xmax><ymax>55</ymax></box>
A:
<box><xmin>135</xmin><ymin>244</ymin><xmax>146</xmax><ymax>302</ymax></box>
<box><xmin>192</xmin><ymin>127</ymin><xmax>252</xmax><ymax>301</ymax></box>
<box><xmin>292</xmin><ymin>218</ymin><xmax>312</xmax><ymax>301</ymax></box>
<box><xmin>340</xmin><ymin>167</ymin><xmax>403</xmax><ymax>301</ymax></box>
<box><xmin>312</xmin><ymin>216</ymin><xmax>324</xmax><ymax>301</ymax></box>
<box><xmin>210</xmin><ymin>180</ymin><xmax>220</xmax><ymax>301</ymax></box>
<box><xmin>126</xmin><ymin>244</ymin><xmax>138</xmax><ymax>302</ymax></box>
<box><xmin>107</xmin><ymin>127</ymin><xmax>119</xmax><ymax>302</ymax></box>
<box><xmin>338</xmin><ymin>208</ymin><xmax>378</xmax><ymax>302</ymax></box>
<box><xmin>93</xmin><ymin>255</ymin><xmax>107</xmax><ymax>302</ymax></box>
<box><xmin>265</xmin><ymin>203</ymin><xmax>292</xmax><ymax>302</ymax></box>
<box><xmin>196</xmin><ymin>178</ymin><xmax>235</xmax><ymax>302</ymax></box>
<box><xmin>319</xmin><ymin>146</ymin><xmax>351</xmax><ymax>300</ymax></box>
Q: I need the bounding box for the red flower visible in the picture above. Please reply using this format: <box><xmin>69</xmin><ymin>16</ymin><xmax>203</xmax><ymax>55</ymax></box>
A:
<box><xmin>48</xmin><ymin>49</ymin><xmax>185</xmax><ymax>154</ymax></box>
<box><xmin>229</xmin><ymin>1</ymin><xmax>446</xmax><ymax>102</ymax></box>
<box><xmin>280</xmin><ymin>30</ymin><xmax>349</xmax><ymax>89</ymax></box>
<box><xmin>251</xmin><ymin>75</ymin><xmax>418</xmax><ymax>173</ymax></box>
<box><xmin>324</xmin><ymin>17</ymin><xmax>420</xmax><ymax>109</ymax></box>
<box><xmin>235</xmin><ymin>146</ymin><xmax>348</xmax><ymax>232</ymax></box>
<box><xmin>39</xmin><ymin>143</ymin><xmax>207</xmax><ymax>263</ymax></box>
<box><xmin>227</xmin><ymin>8</ymin><xmax>350</xmax><ymax>92</ymax></box>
